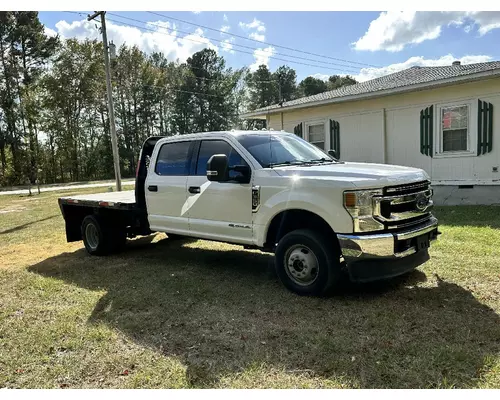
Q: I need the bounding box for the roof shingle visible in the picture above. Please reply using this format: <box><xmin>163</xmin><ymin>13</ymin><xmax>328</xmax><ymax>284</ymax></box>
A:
<box><xmin>248</xmin><ymin>61</ymin><xmax>500</xmax><ymax>114</ymax></box>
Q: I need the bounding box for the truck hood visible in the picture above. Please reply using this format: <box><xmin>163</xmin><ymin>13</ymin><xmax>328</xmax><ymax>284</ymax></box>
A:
<box><xmin>273</xmin><ymin>161</ymin><xmax>429</xmax><ymax>188</ymax></box>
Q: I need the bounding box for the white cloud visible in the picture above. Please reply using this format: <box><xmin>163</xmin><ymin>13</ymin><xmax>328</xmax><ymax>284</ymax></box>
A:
<box><xmin>239</xmin><ymin>18</ymin><xmax>272</xmax><ymax>68</ymax></box>
<box><xmin>223</xmin><ymin>14</ymin><xmax>228</xmax><ymax>22</ymax></box>
<box><xmin>309</xmin><ymin>73</ymin><xmax>330</xmax><ymax>81</ymax></box>
<box><xmin>53</xmin><ymin>18</ymin><xmax>217</xmax><ymax>63</ymax></box>
<box><xmin>472</xmin><ymin>11</ymin><xmax>500</xmax><ymax>35</ymax></box>
<box><xmin>44</xmin><ymin>26</ymin><xmax>57</xmax><ymax>37</ymax></box>
<box><xmin>221</xmin><ymin>25</ymin><xmax>230</xmax><ymax>33</ymax></box>
<box><xmin>354</xmin><ymin>11</ymin><xmax>500</xmax><ymax>52</ymax></box>
<box><xmin>221</xmin><ymin>37</ymin><xmax>235</xmax><ymax>54</ymax></box>
<box><xmin>192</xmin><ymin>11</ymin><xmax>202</xmax><ymax>15</ymax></box>
<box><xmin>249</xmin><ymin>32</ymin><xmax>265</xmax><ymax>42</ymax></box>
<box><xmin>354</xmin><ymin>54</ymin><xmax>493</xmax><ymax>82</ymax></box>
<box><xmin>239</xmin><ymin>17</ymin><xmax>266</xmax><ymax>42</ymax></box>
<box><xmin>249</xmin><ymin>46</ymin><xmax>275</xmax><ymax>71</ymax></box>
<box><xmin>239</xmin><ymin>18</ymin><xmax>266</xmax><ymax>32</ymax></box>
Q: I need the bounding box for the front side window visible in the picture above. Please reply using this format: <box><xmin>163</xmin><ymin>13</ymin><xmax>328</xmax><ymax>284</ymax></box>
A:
<box><xmin>155</xmin><ymin>141</ymin><xmax>192</xmax><ymax>176</ymax></box>
<box><xmin>441</xmin><ymin>105</ymin><xmax>468</xmax><ymax>152</ymax></box>
<box><xmin>196</xmin><ymin>140</ymin><xmax>248</xmax><ymax>179</ymax></box>
<box><xmin>237</xmin><ymin>133</ymin><xmax>335</xmax><ymax>168</ymax></box>
<box><xmin>308</xmin><ymin>123</ymin><xmax>325</xmax><ymax>149</ymax></box>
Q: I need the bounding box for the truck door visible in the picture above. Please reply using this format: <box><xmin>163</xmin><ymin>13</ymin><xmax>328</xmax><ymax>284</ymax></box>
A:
<box><xmin>186</xmin><ymin>138</ymin><xmax>253</xmax><ymax>244</ymax></box>
<box><xmin>145</xmin><ymin>140</ymin><xmax>194</xmax><ymax>235</ymax></box>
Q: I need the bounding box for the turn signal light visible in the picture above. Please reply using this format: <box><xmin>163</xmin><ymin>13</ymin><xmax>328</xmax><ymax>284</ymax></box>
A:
<box><xmin>344</xmin><ymin>192</ymin><xmax>356</xmax><ymax>208</ymax></box>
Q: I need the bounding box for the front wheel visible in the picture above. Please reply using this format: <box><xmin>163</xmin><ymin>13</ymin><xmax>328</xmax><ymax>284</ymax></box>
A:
<box><xmin>274</xmin><ymin>229</ymin><xmax>342</xmax><ymax>296</ymax></box>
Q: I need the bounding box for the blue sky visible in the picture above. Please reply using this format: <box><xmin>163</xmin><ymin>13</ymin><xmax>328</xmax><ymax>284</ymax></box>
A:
<box><xmin>38</xmin><ymin>11</ymin><xmax>500</xmax><ymax>82</ymax></box>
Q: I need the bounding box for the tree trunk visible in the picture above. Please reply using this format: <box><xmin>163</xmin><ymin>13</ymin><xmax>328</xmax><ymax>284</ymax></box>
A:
<box><xmin>59</xmin><ymin>159</ymin><xmax>64</xmax><ymax>183</ymax></box>
<box><xmin>0</xmin><ymin>143</ymin><xmax>6</xmax><ymax>177</ymax></box>
<box><xmin>159</xmin><ymin>98</ymin><xmax>165</xmax><ymax>135</ymax></box>
<box><xmin>1</xmin><ymin>38</ymin><xmax>20</xmax><ymax>181</ymax></box>
<box><xmin>49</xmin><ymin>135</ymin><xmax>56</xmax><ymax>183</ymax></box>
<box><xmin>20</xmin><ymin>37</ymin><xmax>37</xmax><ymax>184</ymax></box>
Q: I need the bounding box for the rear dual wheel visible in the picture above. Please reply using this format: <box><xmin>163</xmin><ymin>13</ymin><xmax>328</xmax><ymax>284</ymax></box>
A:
<box><xmin>81</xmin><ymin>215</ymin><xmax>126</xmax><ymax>256</ymax></box>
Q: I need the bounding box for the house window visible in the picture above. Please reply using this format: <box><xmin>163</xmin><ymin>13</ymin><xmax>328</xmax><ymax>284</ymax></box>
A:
<box><xmin>441</xmin><ymin>105</ymin><xmax>469</xmax><ymax>152</ymax></box>
<box><xmin>308</xmin><ymin>123</ymin><xmax>325</xmax><ymax>149</ymax></box>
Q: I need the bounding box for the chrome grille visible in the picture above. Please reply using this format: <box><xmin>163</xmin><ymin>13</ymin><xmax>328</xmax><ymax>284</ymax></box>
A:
<box><xmin>374</xmin><ymin>181</ymin><xmax>433</xmax><ymax>230</ymax></box>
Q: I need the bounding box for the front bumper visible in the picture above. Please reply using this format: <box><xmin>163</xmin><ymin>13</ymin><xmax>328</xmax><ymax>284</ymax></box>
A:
<box><xmin>337</xmin><ymin>216</ymin><xmax>439</xmax><ymax>282</ymax></box>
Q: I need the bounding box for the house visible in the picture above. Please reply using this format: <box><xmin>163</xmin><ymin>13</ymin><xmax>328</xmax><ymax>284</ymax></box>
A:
<box><xmin>241</xmin><ymin>61</ymin><xmax>500</xmax><ymax>205</ymax></box>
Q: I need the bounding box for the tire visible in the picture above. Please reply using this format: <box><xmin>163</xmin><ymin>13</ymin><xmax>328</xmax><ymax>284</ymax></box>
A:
<box><xmin>274</xmin><ymin>229</ymin><xmax>342</xmax><ymax>296</ymax></box>
<box><xmin>81</xmin><ymin>215</ymin><xmax>116</xmax><ymax>256</ymax></box>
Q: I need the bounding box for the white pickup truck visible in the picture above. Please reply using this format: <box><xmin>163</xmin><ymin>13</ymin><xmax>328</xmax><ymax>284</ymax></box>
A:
<box><xmin>59</xmin><ymin>130</ymin><xmax>439</xmax><ymax>296</ymax></box>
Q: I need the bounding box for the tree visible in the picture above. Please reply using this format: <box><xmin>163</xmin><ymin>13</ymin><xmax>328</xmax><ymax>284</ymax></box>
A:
<box><xmin>10</xmin><ymin>11</ymin><xmax>59</xmax><ymax>183</ymax></box>
<box><xmin>245</xmin><ymin>65</ymin><xmax>277</xmax><ymax>111</ymax></box>
<box><xmin>327</xmin><ymin>74</ymin><xmax>357</xmax><ymax>91</ymax></box>
<box><xmin>41</xmin><ymin>38</ymin><xmax>105</xmax><ymax>182</ymax></box>
<box><xmin>172</xmin><ymin>48</ymin><xmax>241</xmax><ymax>134</ymax></box>
<box><xmin>272</xmin><ymin>65</ymin><xmax>297</xmax><ymax>103</ymax></box>
<box><xmin>297</xmin><ymin>76</ymin><xmax>328</xmax><ymax>97</ymax></box>
<box><xmin>0</xmin><ymin>11</ymin><xmax>20</xmax><ymax>183</ymax></box>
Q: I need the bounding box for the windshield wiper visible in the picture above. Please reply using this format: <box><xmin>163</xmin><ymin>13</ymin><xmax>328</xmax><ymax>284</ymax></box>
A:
<box><xmin>267</xmin><ymin>160</ymin><xmax>310</xmax><ymax>168</ymax></box>
<box><xmin>307</xmin><ymin>158</ymin><xmax>336</xmax><ymax>164</ymax></box>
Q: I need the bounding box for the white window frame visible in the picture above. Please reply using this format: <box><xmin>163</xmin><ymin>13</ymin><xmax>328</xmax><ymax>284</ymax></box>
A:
<box><xmin>305</xmin><ymin>120</ymin><xmax>327</xmax><ymax>150</ymax></box>
<box><xmin>434</xmin><ymin>100</ymin><xmax>476</xmax><ymax>158</ymax></box>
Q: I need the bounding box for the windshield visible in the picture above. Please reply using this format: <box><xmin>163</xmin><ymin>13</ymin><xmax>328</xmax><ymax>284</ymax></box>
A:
<box><xmin>237</xmin><ymin>133</ymin><xmax>336</xmax><ymax>168</ymax></box>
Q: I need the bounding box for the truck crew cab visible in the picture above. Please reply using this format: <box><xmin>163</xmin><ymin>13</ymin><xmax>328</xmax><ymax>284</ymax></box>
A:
<box><xmin>59</xmin><ymin>130</ymin><xmax>439</xmax><ymax>296</ymax></box>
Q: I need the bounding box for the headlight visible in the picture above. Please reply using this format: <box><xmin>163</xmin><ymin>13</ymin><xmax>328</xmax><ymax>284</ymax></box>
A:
<box><xmin>344</xmin><ymin>189</ymin><xmax>384</xmax><ymax>232</ymax></box>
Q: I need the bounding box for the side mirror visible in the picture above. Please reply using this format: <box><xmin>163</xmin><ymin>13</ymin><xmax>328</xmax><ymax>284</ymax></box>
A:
<box><xmin>328</xmin><ymin>149</ymin><xmax>338</xmax><ymax>159</ymax></box>
<box><xmin>207</xmin><ymin>154</ymin><xmax>229</xmax><ymax>182</ymax></box>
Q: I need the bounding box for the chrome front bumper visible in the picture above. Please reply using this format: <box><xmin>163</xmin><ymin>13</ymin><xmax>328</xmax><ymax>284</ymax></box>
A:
<box><xmin>337</xmin><ymin>216</ymin><xmax>439</xmax><ymax>260</ymax></box>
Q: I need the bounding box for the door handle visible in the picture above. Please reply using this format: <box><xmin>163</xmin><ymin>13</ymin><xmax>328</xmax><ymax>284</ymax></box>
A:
<box><xmin>148</xmin><ymin>185</ymin><xmax>158</xmax><ymax>192</ymax></box>
<box><xmin>188</xmin><ymin>186</ymin><xmax>200</xmax><ymax>194</ymax></box>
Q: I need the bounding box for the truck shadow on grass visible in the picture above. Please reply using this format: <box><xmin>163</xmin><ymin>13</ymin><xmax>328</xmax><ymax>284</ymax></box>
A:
<box><xmin>28</xmin><ymin>236</ymin><xmax>500</xmax><ymax>388</ymax></box>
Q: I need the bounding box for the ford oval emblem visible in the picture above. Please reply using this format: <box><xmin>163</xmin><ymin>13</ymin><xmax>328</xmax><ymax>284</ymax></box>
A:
<box><xmin>415</xmin><ymin>195</ymin><xmax>428</xmax><ymax>211</ymax></box>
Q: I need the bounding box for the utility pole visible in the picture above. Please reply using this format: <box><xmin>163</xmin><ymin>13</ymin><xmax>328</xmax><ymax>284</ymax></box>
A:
<box><xmin>88</xmin><ymin>11</ymin><xmax>122</xmax><ymax>191</ymax></box>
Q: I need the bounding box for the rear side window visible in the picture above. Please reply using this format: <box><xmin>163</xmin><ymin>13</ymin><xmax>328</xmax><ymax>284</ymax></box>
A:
<box><xmin>155</xmin><ymin>141</ymin><xmax>192</xmax><ymax>176</ymax></box>
<box><xmin>196</xmin><ymin>140</ymin><xmax>247</xmax><ymax>176</ymax></box>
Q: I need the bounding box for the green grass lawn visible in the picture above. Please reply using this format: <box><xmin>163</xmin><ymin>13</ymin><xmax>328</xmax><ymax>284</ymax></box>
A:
<box><xmin>0</xmin><ymin>188</ymin><xmax>499</xmax><ymax>388</ymax></box>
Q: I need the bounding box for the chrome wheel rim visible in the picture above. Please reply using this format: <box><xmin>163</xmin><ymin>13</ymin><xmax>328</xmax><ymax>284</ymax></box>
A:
<box><xmin>284</xmin><ymin>244</ymin><xmax>319</xmax><ymax>286</ymax></box>
<box><xmin>85</xmin><ymin>223</ymin><xmax>99</xmax><ymax>251</ymax></box>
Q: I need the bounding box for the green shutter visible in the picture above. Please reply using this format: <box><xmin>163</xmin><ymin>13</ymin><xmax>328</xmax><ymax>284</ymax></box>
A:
<box><xmin>477</xmin><ymin>99</ymin><xmax>494</xmax><ymax>155</ymax></box>
<box><xmin>293</xmin><ymin>123</ymin><xmax>303</xmax><ymax>138</ymax></box>
<box><xmin>420</xmin><ymin>105</ymin><xmax>433</xmax><ymax>157</ymax></box>
<box><xmin>329</xmin><ymin>119</ymin><xmax>340</xmax><ymax>158</ymax></box>
<box><xmin>429</xmin><ymin>105</ymin><xmax>434</xmax><ymax>157</ymax></box>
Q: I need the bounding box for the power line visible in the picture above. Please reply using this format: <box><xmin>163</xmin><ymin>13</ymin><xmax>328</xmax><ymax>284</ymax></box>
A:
<box><xmin>63</xmin><ymin>13</ymin><xmax>279</xmax><ymax>85</ymax></box>
<box><xmin>64</xmin><ymin>11</ymin><xmax>359</xmax><ymax>94</ymax></box>
<box><xmin>65</xmin><ymin>11</ymin><xmax>360</xmax><ymax>74</ymax></box>
<box><xmin>109</xmin><ymin>13</ymin><xmax>363</xmax><ymax>72</ymax></box>
<box><xmin>147</xmin><ymin>11</ymin><xmax>379</xmax><ymax>68</ymax></box>
<box><xmin>102</xmin><ymin>15</ymin><xmax>360</xmax><ymax>74</ymax></box>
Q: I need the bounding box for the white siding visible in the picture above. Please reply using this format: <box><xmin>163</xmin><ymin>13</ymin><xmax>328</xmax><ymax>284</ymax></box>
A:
<box><xmin>386</xmin><ymin>93</ymin><xmax>500</xmax><ymax>182</ymax></box>
<box><xmin>334</xmin><ymin>111</ymin><xmax>384</xmax><ymax>164</ymax></box>
<box><xmin>385</xmin><ymin>106</ymin><xmax>432</xmax><ymax>173</ymax></box>
<box><xmin>264</xmin><ymin>77</ymin><xmax>500</xmax><ymax>184</ymax></box>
